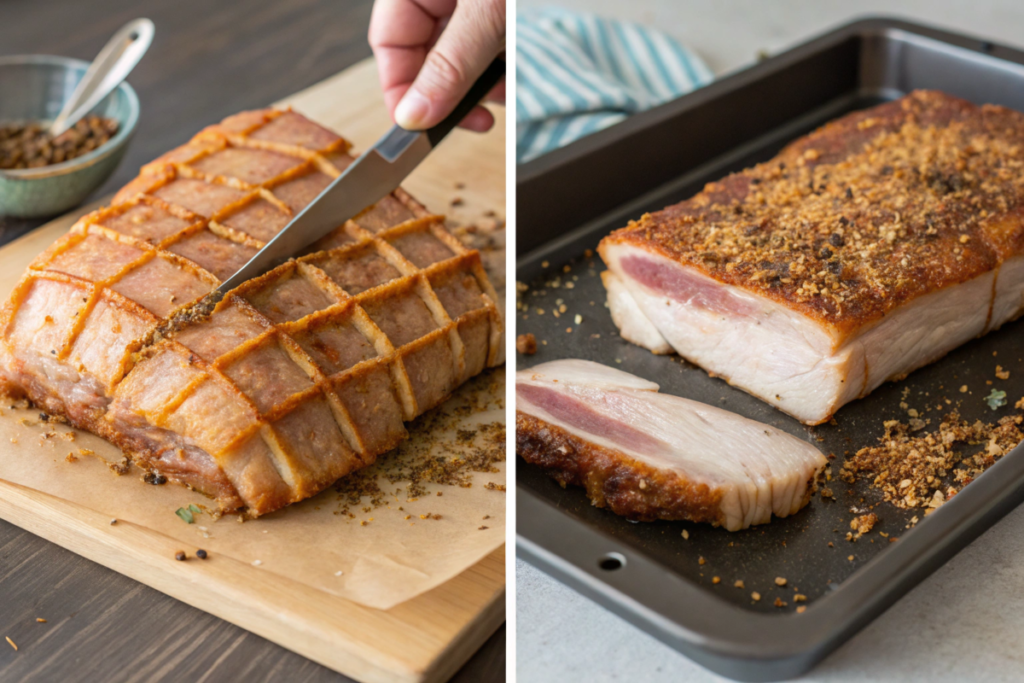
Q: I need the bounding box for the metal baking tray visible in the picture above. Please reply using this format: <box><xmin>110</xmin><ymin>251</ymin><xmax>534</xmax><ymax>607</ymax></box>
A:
<box><xmin>515</xmin><ymin>16</ymin><xmax>1024</xmax><ymax>682</ymax></box>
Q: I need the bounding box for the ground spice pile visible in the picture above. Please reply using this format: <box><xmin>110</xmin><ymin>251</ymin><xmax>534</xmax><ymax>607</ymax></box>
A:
<box><xmin>0</xmin><ymin>116</ymin><xmax>119</xmax><ymax>169</ymax></box>
<box><xmin>841</xmin><ymin>400</ymin><xmax>1024</xmax><ymax>511</ymax></box>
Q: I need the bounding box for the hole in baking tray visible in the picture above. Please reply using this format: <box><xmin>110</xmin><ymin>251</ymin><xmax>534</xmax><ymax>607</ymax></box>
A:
<box><xmin>598</xmin><ymin>552</ymin><xmax>626</xmax><ymax>571</ymax></box>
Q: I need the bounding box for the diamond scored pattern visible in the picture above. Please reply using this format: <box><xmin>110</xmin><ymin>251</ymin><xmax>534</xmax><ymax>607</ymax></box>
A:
<box><xmin>4</xmin><ymin>108</ymin><xmax>502</xmax><ymax>515</ymax></box>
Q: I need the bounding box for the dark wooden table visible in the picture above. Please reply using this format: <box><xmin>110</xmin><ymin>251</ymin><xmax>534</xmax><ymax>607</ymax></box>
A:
<box><xmin>0</xmin><ymin>1</ymin><xmax>505</xmax><ymax>681</ymax></box>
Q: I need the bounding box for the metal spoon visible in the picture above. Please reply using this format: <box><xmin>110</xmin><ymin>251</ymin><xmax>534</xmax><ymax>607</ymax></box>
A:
<box><xmin>49</xmin><ymin>18</ymin><xmax>154</xmax><ymax>137</ymax></box>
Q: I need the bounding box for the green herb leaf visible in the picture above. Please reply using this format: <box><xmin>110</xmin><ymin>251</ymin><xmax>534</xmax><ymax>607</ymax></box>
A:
<box><xmin>985</xmin><ymin>389</ymin><xmax>1007</xmax><ymax>411</ymax></box>
<box><xmin>188</xmin><ymin>503</ymin><xmax>201</xmax><ymax>514</ymax></box>
<box><xmin>175</xmin><ymin>507</ymin><xmax>194</xmax><ymax>524</ymax></box>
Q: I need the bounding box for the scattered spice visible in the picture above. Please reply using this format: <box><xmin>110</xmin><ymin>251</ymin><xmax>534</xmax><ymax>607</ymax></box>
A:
<box><xmin>331</xmin><ymin>374</ymin><xmax>505</xmax><ymax>520</ymax></box>
<box><xmin>196</xmin><ymin>549</ymin><xmax>208</xmax><ymax>560</ymax></box>
<box><xmin>175</xmin><ymin>504</ymin><xmax>202</xmax><ymax>524</ymax></box>
<box><xmin>712</xmin><ymin>576</ymin><xmax>721</xmax><ymax>584</ymax></box>
<box><xmin>681</xmin><ymin>529</ymin><xmax>689</xmax><ymax>540</ymax></box>
<box><xmin>516</xmin><ymin>333</ymin><xmax>537</xmax><ymax>355</ymax></box>
<box><xmin>35</xmin><ymin>618</ymin><xmax>46</xmax><ymax>623</ymax></box>
<box><xmin>986</xmin><ymin>389</ymin><xmax>1008</xmax><ymax>410</ymax></box>
<box><xmin>734</xmin><ymin>580</ymin><xmax>745</xmax><ymax>589</ymax></box>
<box><xmin>849</xmin><ymin>513</ymin><xmax>878</xmax><ymax>539</ymax></box>
<box><xmin>698</xmin><ymin>556</ymin><xmax>706</xmax><ymax>566</ymax></box>
<box><xmin>751</xmin><ymin>592</ymin><xmax>761</xmax><ymax>602</ymax></box>
<box><xmin>5</xmin><ymin>636</ymin><xmax>16</xmax><ymax>651</ymax></box>
<box><xmin>774</xmin><ymin>597</ymin><xmax>788</xmax><ymax>608</ymax></box>
<box><xmin>174</xmin><ymin>551</ymin><xmax>187</xmax><ymax>561</ymax></box>
<box><xmin>842</xmin><ymin>409</ymin><xmax>1024</xmax><ymax>510</ymax></box>
<box><xmin>774</xmin><ymin>576</ymin><xmax>787</xmax><ymax>587</ymax></box>
<box><xmin>797</xmin><ymin>606</ymin><xmax>807</xmax><ymax>614</ymax></box>
<box><xmin>996</xmin><ymin>365</ymin><xmax>1011</xmax><ymax>380</ymax></box>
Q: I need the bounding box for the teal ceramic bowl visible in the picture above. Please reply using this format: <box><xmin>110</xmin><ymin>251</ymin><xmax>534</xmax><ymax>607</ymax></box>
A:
<box><xmin>0</xmin><ymin>55</ymin><xmax>139</xmax><ymax>219</ymax></box>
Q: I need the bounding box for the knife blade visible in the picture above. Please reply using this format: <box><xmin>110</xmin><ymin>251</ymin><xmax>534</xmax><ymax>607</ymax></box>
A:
<box><xmin>213</xmin><ymin>55</ymin><xmax>505</xmax><ymax>299</ymax></box>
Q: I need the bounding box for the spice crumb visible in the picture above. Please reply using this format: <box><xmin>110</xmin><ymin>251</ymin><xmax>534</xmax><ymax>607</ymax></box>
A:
<box><xmin>712</xmin><ymin>576</ymin><xmax>721</xmax><ymax>584</ymax></box>
<box><xmin>797</xmin><ymin>606</ymin><xmax>807</xmax><ymax>614</ymax></box>
<box><xmin>751</xmin><ymin>592</ymin><xmax>761</xmax><ymax>601</ymax></box>
<box><xmin>109</xmin><ymin>518</ymin><xmax>117</xmax><ymax>525</ymax></box>
<box><xmin>681</xmin><ymin>529</ymin><xmax>689</xmax><ymax>540</ymax></box>
<box><xmin>850</xmin><ymin>513</ymin><xmax>879</xmax><ymax>539</ymax></box>
<box><xmin>698</xmin><ymin>556</ymin><xmax>706</xmax><ymax>565</ymax></box>
<box><xmin>5</xmin><ymin>636</ymin><xmax>16</xmax><ymax>651</ymax></box>
<box><xmin>196</xmin><ymin>549</ymin><xmax>208</xmax><ymax>560</ymax></box>
<box><xmin>174</xmin><ymin>551</ymin><xmax>186</xmax><ymax>561</ymax></box>
<box><xmin>775</xmin><ymin>576</ymin><xmax>787</xmax><ymax>587</ymax></box>
<box><xmin>774</xmin><ymin>597</ymin><xmax>787</xmax><ymax>608</ymax></box>
<box><xmin>848</xmin><ymin>555</ymin><xmax>855</xmax><ymax>562</ymax></box>
<box><xmin>516</xmin><ymin>333</ymin><xmax>537</xmax><ymax>355</ymax></box>
<box><xmin>734</xmin><ymin>580</ymin><xmax>745</xmax><ymax>589</ymax></box>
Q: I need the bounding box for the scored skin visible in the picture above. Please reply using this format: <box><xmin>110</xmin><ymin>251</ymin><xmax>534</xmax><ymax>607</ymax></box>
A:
<box><xmin>516</xmin><ymin>411</ymin><xmax>727</xmax><ymax>526</ymax></box>
<box><xmin>0</xmin><ymin>108</ymin><xmax>503</xmax><ymax>517</ymax></box>
<box><xmin>599</xmin><ymin>90</ymin><xmax>1024</xmax><ymax>341</ymax></box>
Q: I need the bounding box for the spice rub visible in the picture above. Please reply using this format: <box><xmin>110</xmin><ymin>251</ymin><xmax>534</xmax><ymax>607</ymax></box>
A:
<box><xmin>600</xmin><ymin>91</ymin><xmax>1024</xmax><ymax>424</ymax></box>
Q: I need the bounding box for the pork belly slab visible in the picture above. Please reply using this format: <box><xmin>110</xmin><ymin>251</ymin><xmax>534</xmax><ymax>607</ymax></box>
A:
<box><xmin>0</xmin><ymin>109</ymin><xmax>503</xmax><ymax>516</ymax></box>
<box><xmin>599</xmin><ymin>90</ymin><xmax>1024</xmax><ymax>425</ymax></box>
<box><xmin>516</xmin><ymin>359</ymin><xmax>826</xmax><ymax>531</ymax></box>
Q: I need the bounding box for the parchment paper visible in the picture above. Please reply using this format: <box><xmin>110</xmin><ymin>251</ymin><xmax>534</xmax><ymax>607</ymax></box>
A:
<box><xmin>0</xmin><ymin>59</ymin><xmax>507</xmax><ymax>612</ymax></box>
<box><xmin>0</xmin><ymin>366</ymin><xmax>504</xmax><ymax>610</ymax></box>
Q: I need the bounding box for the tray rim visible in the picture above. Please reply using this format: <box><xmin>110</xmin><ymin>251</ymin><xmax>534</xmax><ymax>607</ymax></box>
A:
<box><xmin>515</xmin><ymin>14</ymin><xmax>1024</xmax><ymax>682</ymax></box>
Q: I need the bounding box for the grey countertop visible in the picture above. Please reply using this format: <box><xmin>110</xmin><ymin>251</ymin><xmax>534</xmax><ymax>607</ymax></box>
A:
<box><xmin>515</xmin><ymin>1</ymin><xmax>1024</xmax><ymax>681</ymax></box>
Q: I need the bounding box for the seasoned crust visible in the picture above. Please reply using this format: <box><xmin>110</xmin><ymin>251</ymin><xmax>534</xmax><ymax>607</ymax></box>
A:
<box><xmin>516</xmin><ymin>410</ymin><xmax>727</xmax><ymax>526</ymax></box>
<box><xmin>600</xmin><ymin>90</ymin><xmax>1024</xmax><ymax>337</ymax></box>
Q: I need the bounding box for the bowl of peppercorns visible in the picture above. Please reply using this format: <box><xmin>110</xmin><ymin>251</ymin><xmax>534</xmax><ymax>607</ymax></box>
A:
<box><xmin>0</xmin><ymin>54</ymin><xmax>139</xmax><ymax>218</ymax></box>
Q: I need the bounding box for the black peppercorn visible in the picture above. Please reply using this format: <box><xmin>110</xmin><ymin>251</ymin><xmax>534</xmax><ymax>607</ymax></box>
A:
<box><xmin>196</xmin><ymin>549</ymin><xmax>208</xmax><ymax>560</ymax></box>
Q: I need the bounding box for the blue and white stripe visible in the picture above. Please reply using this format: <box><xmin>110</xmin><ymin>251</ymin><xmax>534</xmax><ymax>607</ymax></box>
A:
<box><xmin>517</xmin><ymin>8</ymin><xmax>713</xmax><ymax>164</ymax></box>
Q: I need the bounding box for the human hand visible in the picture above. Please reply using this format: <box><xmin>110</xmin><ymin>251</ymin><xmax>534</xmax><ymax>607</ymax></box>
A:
<box><xmin>369</xmin><ymin>0</ymin><xmax>506</xmax><ymax>133</ymax></box>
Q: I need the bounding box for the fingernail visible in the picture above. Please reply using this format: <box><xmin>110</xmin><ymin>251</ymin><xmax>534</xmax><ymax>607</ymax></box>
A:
<box><xmin>395</xmin><ymin>89</ymin><xmax>430</xmax><ymax>129</ymax></box>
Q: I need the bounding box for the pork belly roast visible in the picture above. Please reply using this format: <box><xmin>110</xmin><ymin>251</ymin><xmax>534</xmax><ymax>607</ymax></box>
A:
<box><xmin>0</xmin><ymin>109</ymin><xmax>503</xmax><ymax>516</ymax></box>
<box><xmin>516</xmin><ymin>360</ymin><xmax>826</xmax><ymax>530</ymax></box>
<box><xmin>600</xmin><ymin>90</ymin><xmax>1024</xmax><ymax>425</ymax></box>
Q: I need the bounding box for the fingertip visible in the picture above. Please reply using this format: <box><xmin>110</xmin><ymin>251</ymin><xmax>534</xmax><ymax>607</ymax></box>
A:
<box><xmin>395</xmin><ymin>89</ymin><xmax>431</xmax><ymax>130</ymax></box>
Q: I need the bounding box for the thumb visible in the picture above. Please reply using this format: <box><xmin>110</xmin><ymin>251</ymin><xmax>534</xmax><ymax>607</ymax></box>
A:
<box><xmin>394</xmin><ymin>0</ymin><xmax>505</xmax><ymax>130</ymax></box>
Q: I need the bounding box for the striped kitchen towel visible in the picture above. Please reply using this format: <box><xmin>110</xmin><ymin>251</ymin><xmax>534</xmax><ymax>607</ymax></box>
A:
<box><xmin>517</xmin><ymin>7</ymin><xmax>714</xmax><ymax>164</ymax></box>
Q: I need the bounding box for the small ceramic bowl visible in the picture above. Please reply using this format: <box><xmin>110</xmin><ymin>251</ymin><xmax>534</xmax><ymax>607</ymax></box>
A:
<box><xmin>0</xmin><ymin>54</ymin><xmax>139</xmax><ymax>219</ymax></box>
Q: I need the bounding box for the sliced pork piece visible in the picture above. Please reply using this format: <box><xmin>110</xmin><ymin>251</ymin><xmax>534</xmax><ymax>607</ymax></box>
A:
<box><xmin>0</xmin><ymin>108</ymin><xmax>503</xmax><ymax>516</ymax></box>
<box><xmin>599</xmin><ymin>90</ymin><xmax>1024</xmax><ymax>425</ymax></box>
<box><xmin>516</xmin><ymin>359</ymin><xmax>826</xmax><ymax>531</ymax></box>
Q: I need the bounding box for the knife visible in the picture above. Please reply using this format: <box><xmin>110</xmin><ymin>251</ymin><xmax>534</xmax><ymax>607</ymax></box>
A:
<box><xmin>213</xmin><ymin>56</ymin><xmax>506</xmax><ymax>299</ymax></box>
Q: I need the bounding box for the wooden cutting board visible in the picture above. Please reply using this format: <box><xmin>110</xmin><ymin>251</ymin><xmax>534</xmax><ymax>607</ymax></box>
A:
<box><xmin>0</xmin><ymin>58</ymin><xmax>505</xmax><ymax>683</ymax></box>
